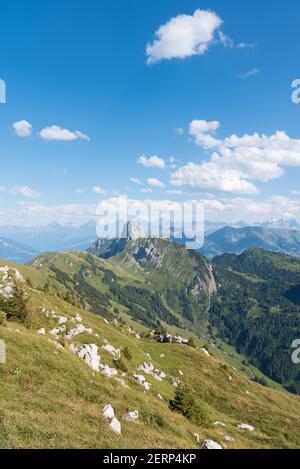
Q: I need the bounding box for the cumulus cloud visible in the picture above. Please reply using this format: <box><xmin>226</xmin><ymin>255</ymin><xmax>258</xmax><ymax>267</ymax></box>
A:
<box><xmin>1</xmin><ymin>185</ymin><xmax>41</xmax><ymax>198</ymax></box>
<box><xmin>12</xmin><ymin>120</ymin><xmax>32</xmax><ymax>137</ymax></box>
<box><xmin>171</xmin><ymin>162</ymin><xmax>258</xmax><ymax>194</ymax></box>
<box><xmin>171</xmin><ymin>119</ymin><xmax>300</xmax><ymax>194</ymax></box>
<box><xmin>130</xmin><ymin>177</ymin><xmax>143</xmax><ymax>185</ymax></box>
<box><xmin>137</xmin><ymin>155</ymin><xmax>166</xmax><ymax>169</ymax></box>
<box><xmin>147</xmin><ymin>178</ymin><xmax>165</xmax><ymax>189</ymax></box>
<box><xmin>12</xmin><ymin>202</ymin><xmax>96</xmax><ymax>225</ymax></box>
<box><xmin>93</xmin><ymin>186</ymin><xmax>106</xmax><ymax>195</ymax></box>
<box><xmin>40</xmin><ymin>125</ymin><xmax>90</xmax><ymax>141</ymax></box>
<box><xmin>146</xmin><ymin>8</ymin><xmax>223</xmax><ymax>64</ymax></box>
<box><xmin>201</xmin><ymin>195</ymin><xmax>300</xmax><ymax>224</ymax></box>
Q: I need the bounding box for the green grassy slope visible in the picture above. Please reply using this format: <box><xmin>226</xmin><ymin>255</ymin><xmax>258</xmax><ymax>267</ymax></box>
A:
<box><xmin>1</xmin><ymin>258</ymin><xmax>300</xmax><ymax>448</ymax></box>
<box><xmin>27</xmin><ymin>247</ymin><xmax>213</xmax><ymax>332</ymax></box>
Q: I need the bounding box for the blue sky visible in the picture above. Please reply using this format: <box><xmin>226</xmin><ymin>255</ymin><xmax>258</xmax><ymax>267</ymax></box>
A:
<box><xmin>1</xmin><ymin>0</ymin><xmax>300</xmax><ymax>225</ymax></box>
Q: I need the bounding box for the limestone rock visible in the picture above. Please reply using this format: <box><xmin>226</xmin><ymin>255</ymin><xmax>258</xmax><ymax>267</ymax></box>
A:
<box><xmin>201</xmin><ymin>439</ymin><xmax>222</xmax><ymax>450</ymax></box>
<box><xmin>102</xmin><ymin>343</ymin><xmax>121</xmax><ymax>358</ymax></box>
<box><xmin>109</xmin><ymin>417</ymin><xmax>121</xmax><ymax>434</ymax></box>
<box><xmin>125</xmin><ymin>410</ymin><xmax>139</xmax><ymax>422</ymax></box>
<box><xmin>102</xmin><ymin>404</ymin><xmax>114</xmax><ymax>420</ymax></box>
<box><xmin>237</xmin><ymin>423</ymin><xmax>255</xmax><ymax>432</ymax></box>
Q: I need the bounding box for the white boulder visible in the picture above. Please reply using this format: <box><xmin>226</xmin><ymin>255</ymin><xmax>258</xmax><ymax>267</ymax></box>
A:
<box><xmin>138</xmin><ymin>362</ymin><xmax>154</xmax><ymax>375</ymax></box>
<box><xmin>50</xmin><ymin>325</ymin><xmax>66</xmax><ymax>336</ymax></box>
<box><xmin>75</xmin><ymin>344</ymin><xmax>101</xmax><ymax>371</ymax></box>
<box><xmin>100</xmin><ymin>364</ymin><xmax>118</xmax><ymax>378</ymax></box>
<box><xmin>133</xmin><ymin>374</ymin><xmax>151</xmax><ymax>390</ymax></box>
<box><xmin>58</xmin><ymin>316</ymin><xmax>68</xmax><ymax>325</ymax></box>
<box><xmin>125</xmin><ymin>410</ymin><xmax>139</xmax><ymax>422</ymax></box>
<box><xmin>201</xmin><ymin>439</ymin><xmax>222</xmax><ymax>450</ymax></box>
<box><xmin>102</xmin><ymin>404</ymin><xmax>115</xmax><ymax>420</ymax></box>
<box><xmin>102</xmin><ymin>344</ymin><xmax>121</xmax><ymax>358</ymax></box>
<box><xmin>153</xmin><ymin>370</ymin><xmax>167</xmax><ymax>381</ymax></box>
<box><xmin>172</xmin><ymin>377</ymin><xmax>181</xmax><ymax>387</ymax></box>
<box><xmin>66</xmin><ymin>324</ymin><xmax>93</xmax><ymax>339</ymax></box>
<box><xmin>237</xmin><ymin>423</ymin><xmax>255</xmax><ymax>432</ymax></box>
<box><xmin>109</xmin><ymin>417</ymin><xmax>121</xmax><ymax>434</ymax></box>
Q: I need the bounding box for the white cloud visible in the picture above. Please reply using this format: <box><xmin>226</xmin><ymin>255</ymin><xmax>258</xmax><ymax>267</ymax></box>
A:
<box><xmin>146</xmin><ymin>8</ymin><xmax>223</xmax><ymax>64</ymax></box>
<box><xmin>11</xmin><ymin>202</ymin><xmax>97</xmax><ymax>226</ymax></box>
<box><xmin>1</xmin><ymin>185</ymin><xmax>41</xmax><ymax>198</ymax></box>
<box><xmin>218</xmin><ymin>31</ymin><xmax>234</xmax><ymax>48</ymax></box>
<box><xmin>140</xmin><ymin>188</ymin><xmax>153</xmax><ymax>194</ymax></box>
<box><xmin>2</xmin><ymin>194</ymin><xmax>300</xmax><ymax>227</ymax></box>
<box><xmin>165</xmin><ymin>189</ymin><xmax>183</xmax><ymax>195</ymax></box>
<box><xmin>12</xmin><ymin>120</ymin><xmax>32</xmax><ymax>137</ymax></box>
<box><xmin>130</xmin><ymin>177</ymin><xmax>143</xmax><ymax>185</ymax></box>
<box><xmin>202</xmin><ymin>195</ymin><xmax>300</xmax><ymax>224</ymax></box>
<box><xmin>40</xmin><ymin>125</ymin><xmax>90</xmax><ymax>141</ymax></box>
<box><xmin>239</xmin><ymin>68</ymin><xmax>260</xmax><ymax>79</ymax></box>
<box><xmin>93</xmin><ymin>186</ymin><xmax>106</xmax><ymax>195</ymax></box>
<box><xmin>147</xmin><ymin>178</ymin><xmax>165</xmax><ymax>189</ymax></box>
<box><xmin>174</xmin><ymin>128</ymin><xmax>184</xmax><ymax>135</ymax></box>
<box><xmin>171</xmin><ymin>162</ymin><xmax>258</xmax><ymax>195</ymax></box>
<box><xmin>171</xmin><ymin>119</ymin><xmax>300</xmax><ymax>194</ymax></box>
<box><xmin>75</xmin><ymin>188</ymin><xmax>85</xmax><ymax>194</ymax></box>
<box><xmin>137</xmin><ymin>155</ymin><xmax>166</xmax><ymax>169</ymax></box>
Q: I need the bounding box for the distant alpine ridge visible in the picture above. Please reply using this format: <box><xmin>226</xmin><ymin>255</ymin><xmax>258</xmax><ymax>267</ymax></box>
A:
<box><xmin>0</xmin><ymin>237</ymin><xmax>40</xmax><ymax>263</ymax></box>
<box><xmin>200</xmin><ymin>225</ymin><xmax>300</xmax><ymax>259</ymax></box>
<box><xmin>0</xmin><ymin>218</ymin><xmax>300</xmax><ymax>263</ymax></box>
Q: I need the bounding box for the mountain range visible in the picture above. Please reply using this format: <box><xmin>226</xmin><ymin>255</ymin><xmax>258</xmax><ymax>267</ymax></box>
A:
<box><xmin>0</xmin><ymin>221</ymin><xmax>98</xmax><ymax>253</ymax></box>
<box><xmin>0</xmin><ymin>237</ymin><xmax>40</xmax><ymax>263</ymax></box>
<box><xmin>1</xmin><ymin>218</ymin><xmax>300</xmax><ymax>263</ymax></box>
<box><xmin>200</xmin><ymin>225</ymin><xmax>300</xmax><ymax>259</ymax></box>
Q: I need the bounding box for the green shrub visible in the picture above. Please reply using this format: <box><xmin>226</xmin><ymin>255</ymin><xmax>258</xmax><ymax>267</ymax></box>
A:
<box><xmin>169</xmin><ymin>383</ymin><xmax>211</xmax><ymax>426</ymax></box>
<box><xmin>113</xmin><ymin>358</ymin><xmax>128</xmax><ymax>373</ymax></box>
<box><xmin>0</xmin><ymin>283</ymin><xmax>31</xmax><ymax>324</ymax></box>
<box><xmin>122</xmin><ymin>346</ymin><xmax>132</xmax><ymax>361</ymax></box>
<box><xmin>0</xmin><ymin>311</ymin><xmax>7</xmax><ymax>326</ymax></box>
<box><xmin>187</xmin><ymin>337</ymin><xmax>196</xmax><ymax>348</ymax></box>
<box><xmin>140</xmin><ymin>410</ymin><xmax>167</xmax><ymax>428</ymax></box>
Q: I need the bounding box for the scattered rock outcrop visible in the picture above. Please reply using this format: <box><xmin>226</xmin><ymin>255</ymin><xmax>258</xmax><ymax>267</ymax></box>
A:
<box><xmin>102</xmin><ymin>344</ymin><xmax>121</xmax><ymax>358</ymax></box>
<box><xmin>124</xmin><ymin>410</ymin><xmax>139</xmax><ymax>422</ymax></box>
<box><xmin>133</xmin><ymin>374</ymin><xmax>151</xmax><ymax>390</ymax></box>
<box><xmin>201</xmin><ymin>439</ymin><xmax>223</xmax><ymax>450</ymax></box>
<box><xmin>70</xmin><ymin>343</ymin><xmax>101</xmax><ymax>371</ymax></box>
<box><xmin>237</xmin><ymin>423</ymin><xmax>255</xmax><ymax>432</ymax></box>
<box><xmin>102</xmin><ymin>405</ymin><xmax>121</xmax><ymax>434</ymax></box>
<box><xmin>66</xmin><ymin>324</ymin><xmax>93</xmax><ymax>339</ymax></box>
